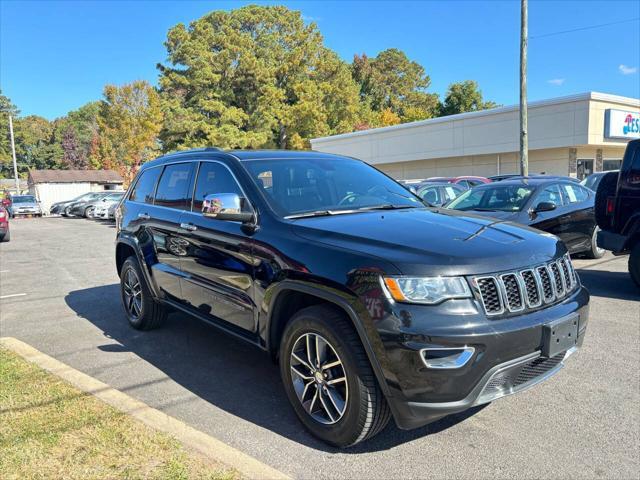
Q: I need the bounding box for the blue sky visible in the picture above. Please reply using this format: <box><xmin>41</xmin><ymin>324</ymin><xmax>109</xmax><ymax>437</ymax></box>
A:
<box><xmin>1</xmin><ymin>0</ymin><xmax>638</xmax><ymax>119</ymax></box>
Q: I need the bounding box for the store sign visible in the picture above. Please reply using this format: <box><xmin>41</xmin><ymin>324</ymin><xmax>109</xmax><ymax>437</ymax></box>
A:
<box><xmin>605</xmin><ymin>109</ymin><xmax>640</xmax><ymax>139</ymax></box>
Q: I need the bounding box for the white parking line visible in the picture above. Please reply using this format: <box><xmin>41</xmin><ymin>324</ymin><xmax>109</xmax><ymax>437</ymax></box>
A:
<box><xmin>0</xmin><ymin>293</ymin><xmax>27</xmax><ymax>300</ymax></box>
<box><xmin>0</xmin><ymin>270</ymin><xmax>9</xmax><ymax>273</ymax></box>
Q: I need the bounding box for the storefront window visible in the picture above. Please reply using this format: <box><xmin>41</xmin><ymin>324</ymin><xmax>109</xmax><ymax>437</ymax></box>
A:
<box><xmin>576</xmin><ymin>159</ymin><xmax>594</xmax><ymax>180</ymax></box>
<box><xmin>603</xmin><ymin>159</ymin><xmax>622</xmax><ymax>171</ymax></box>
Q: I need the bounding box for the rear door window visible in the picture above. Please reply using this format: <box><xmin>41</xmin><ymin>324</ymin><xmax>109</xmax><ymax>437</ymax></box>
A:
<box><xmin>561</xmin><ymin>183</ymin><xmax>590</xmax><ymax>204</ymax></box>
<box><xmin>154</xmin><ymin>163</ymin><xmax>195</xmax><ymax>210</ymax></box>
<box><xmin>130</xmin><ymin>167</ymin><xmax>162</xmax><ymax>204</ymax></box>
<box><xmin>535</xmin><ymin>184</ymin><xmax>564</xmax><ymax>206</ymax></box>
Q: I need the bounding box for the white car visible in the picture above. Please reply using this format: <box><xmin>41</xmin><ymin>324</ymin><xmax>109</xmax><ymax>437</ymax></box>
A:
<box><xmin>93</xmin><ymin>192</ymin><xmax>124</xmax><ymax>220</ymax></box>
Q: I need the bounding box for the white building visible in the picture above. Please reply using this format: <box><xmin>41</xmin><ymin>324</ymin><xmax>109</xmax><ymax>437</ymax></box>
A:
<box><xmin>311</xmin><ymin>92</ymin><xmax>640</xmax><ymax>181</ymax></box>
<box><xmin>28</xmin><ymin>169</ymin><xmax>124</xmax><ymax>214</ymax></box>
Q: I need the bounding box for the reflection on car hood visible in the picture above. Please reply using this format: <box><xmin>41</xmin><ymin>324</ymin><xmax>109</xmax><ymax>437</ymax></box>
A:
<box><xmin>291</xmin><ymin>207</ymin><xmax>563</xmax><ymax>276</ymax></box>
<box><xmin>456</xmin><ymin>210</ymin><xmax>519</xmax><ymax>222</ymax></box>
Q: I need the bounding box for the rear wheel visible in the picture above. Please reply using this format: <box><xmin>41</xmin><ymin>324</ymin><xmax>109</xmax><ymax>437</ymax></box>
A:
<box><xmin>279</xmin><ymin>305</ymin><xmax>391</xmax><ymax>447</ymax></box>
<box><xmin>120</xmin><ymin>256</ymin><xmax>166</xmax><ymax>330</ymax></box>
<box><xmin>584</xmin><ymin>226</ymin><xmax>606</xmax><ymax>259</ymax></box>
<box><xmin>84</xmin><ymin>206</ymin><xmax>94</xmax><ymax>218</ymax></box>
<box><xmin>629</xmin><ymin>244</ymin><xmax>640</xmax><ymax>288</ymax></box>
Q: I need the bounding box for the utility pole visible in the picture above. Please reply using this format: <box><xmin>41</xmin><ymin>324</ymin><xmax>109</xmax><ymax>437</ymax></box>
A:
<box><xmin>519</xmin><ymin>0</ymin><xmax>529</xmax><ymax>176</ymax></box>
<box><xmin>8</xmin><ymin>115</ymin><xmax>19</xmax><ymax>191</ymax></box>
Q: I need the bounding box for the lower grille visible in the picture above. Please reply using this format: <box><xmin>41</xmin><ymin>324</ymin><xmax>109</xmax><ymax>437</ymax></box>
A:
<box><xmin>477</xmin><ymin>351</ymin><xmax>567</xmax><ymax>404</ymax></box>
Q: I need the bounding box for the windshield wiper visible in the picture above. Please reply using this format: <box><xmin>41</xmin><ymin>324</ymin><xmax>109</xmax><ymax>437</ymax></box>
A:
<box><xmin>356</xmin><ymin>204</ymin><xmax>419</xmax><ymax>211</ymax></box>
<box><xmin>285</xmin><ymin>209</ymin><xmax>358</xmax><ymax>219</ymax></box>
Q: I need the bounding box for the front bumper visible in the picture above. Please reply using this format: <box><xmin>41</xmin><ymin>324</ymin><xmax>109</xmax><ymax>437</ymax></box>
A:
<box><xmin>377</xmin><ymin>286</ymin><xmax>589</xmax><ymax>430</ymax></box>
<box><xmin>11</xmin><ymin>208</ymin><xmax>42</xmax><ymax>216</ymax></box>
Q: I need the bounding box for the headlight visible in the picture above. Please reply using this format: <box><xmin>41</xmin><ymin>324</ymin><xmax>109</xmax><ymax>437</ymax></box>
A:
<box><xmin>382</xmin><ymin>276</ymin><xmax>471</xmax><ymax>304</ymax></box>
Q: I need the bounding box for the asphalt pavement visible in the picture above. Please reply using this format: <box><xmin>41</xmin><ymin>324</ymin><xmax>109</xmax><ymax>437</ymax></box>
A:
<box><xmin>1</xmin><ymin>217</ymin><xmax>638</xmax><ymax>479</ymax></box>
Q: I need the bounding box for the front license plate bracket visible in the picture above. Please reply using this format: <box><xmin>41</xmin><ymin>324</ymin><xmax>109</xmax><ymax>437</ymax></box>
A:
<box><xmin>542</xmin><ymin>314</ymin><xmax>579</xmax><ymax>358</ymax></box>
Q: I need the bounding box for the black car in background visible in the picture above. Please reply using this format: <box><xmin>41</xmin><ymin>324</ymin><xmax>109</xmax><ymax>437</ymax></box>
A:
<box><xmin>415</xmin><ymin>181</ymin><xmax>465</xmax><ymax>206</ymax></box>
<box><xmin>50</xmin><ymin>192</ymin><xmax>107</xmax><ymax>216</ymax></box>
<box><xmin>115</xmin><ymin>148</ymin><xmax>589</xmax><ymax>447</ymax></box>
<box><xmin>447</xmin><ymin>177</ymin><xmax>603</xmax><ymax>258</ymax></box>
<box><xmin>595</xmin><ymin>139</ymin><xmax>640</xmax><ymax>286</ymax></box>
<box><xmin>581</xmin><ymin>170</ymin><xmax>619</xmax><ymax>192</ymax></box>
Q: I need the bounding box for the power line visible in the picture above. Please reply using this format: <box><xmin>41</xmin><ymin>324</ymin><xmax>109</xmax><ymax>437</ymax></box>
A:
<box><xmin>531</xmin><ymin>17</ymin><xmax>640</xmax><ymax>39</ymax></box>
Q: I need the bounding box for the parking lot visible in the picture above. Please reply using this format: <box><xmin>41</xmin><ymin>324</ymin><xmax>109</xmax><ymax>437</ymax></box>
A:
<box><xmin>1</xmin><ymin>217</ymin><xmax>638</xmax><ymax>479</ymax></box>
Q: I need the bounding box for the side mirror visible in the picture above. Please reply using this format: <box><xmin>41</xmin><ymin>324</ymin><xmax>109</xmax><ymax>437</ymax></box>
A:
<box><xmin>532</xmin><ymin>201</ymin><xmax>557</xmax><ymax>213</ymax></box>
<box><xmin>202</xmin><ymin>193</ymin><xmax>254</xmax><ymax>223</ymax></box>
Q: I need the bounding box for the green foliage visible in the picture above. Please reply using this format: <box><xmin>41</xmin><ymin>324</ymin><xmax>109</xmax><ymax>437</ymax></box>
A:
<box><xmin>0</xmin><ymin>91</ymin><xmax>20</xmax><ymax>177</ymax></box>
<box><xmin>440</xmin><ymin>80</ymin><xmax>500</xmax><ymax>116</ymax></box>
<box><xmin>158</xmin><ymin>5</ymin><xmax>360</xmax><ymax>151</ymax></box>
<box><xmin>352</xmin><ymin>49</ymin><xmax>440</xmax><ymax>124</ymax></box>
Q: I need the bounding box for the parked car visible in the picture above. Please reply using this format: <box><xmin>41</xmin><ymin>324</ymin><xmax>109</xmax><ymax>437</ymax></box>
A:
<box><xmin>67</xmin><ymin>192</ymin><xmax>113</xmax><ymax>218</ymax></box>
<box><xmin>595</xmin><ymin>139</ymin><xmax>640</xmax><ymax>286</ymax></box>
<box><xmin>415</xmin><ymin>181</ymin><xmax>465</xmax><ymax>206</ymax></box>
<box><xmin>581</xmin><ymin>170</ymin><xmax>619</xmax><ymax>192</ymax></box>
<box><xmin>0</xmin><ymin>206</ymin><xmax>10</xmax><ymax>241</ymax></box>
<box><xmin>489</xmin><ymin>174</ymin><xmax>521</xmax><ymax>182</ymax></box>
<box><xmin>93</xmin><ymin>192</ymin><xmax>125</xmax><ymax>220</ymax></box>
<box><xmin>426</xmin><ymin>176</ymin><xmax>491</xmax><ymax>189</ymax></box>
<box><xmin>50</xmin><ymin>192</ymin><xmax>107</xmax><ymax>216</ymax></box>
<box><xmin>115</xmin><ymin>149</ymin><xmax>589</xmax><ymax>447</ymax></box>
<box><xmin>8</xmin><ymin>194</ymin><xmax>42</xmax><ymax>218</ymax></box>
<box><xmin>446</xmin><ymin>177</ymin><xmax>603</xmax><ymax>258</ymax></box>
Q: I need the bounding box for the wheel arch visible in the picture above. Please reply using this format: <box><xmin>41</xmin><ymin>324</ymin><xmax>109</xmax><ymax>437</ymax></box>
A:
<box><xmin>115</xmin><ymin>237</ymin><xmax>160</xmax><ymax>298</ymax></box>
<box><xmin>265</xmin><ymin>281</ymin><xmax>391</xmax><ymax>397</ymax></box>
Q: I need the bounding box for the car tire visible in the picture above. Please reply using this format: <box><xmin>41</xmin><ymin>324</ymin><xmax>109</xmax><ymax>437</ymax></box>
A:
<box><xmin>1</xmin><ymin>230</ymin><xmax>9</xmax><ymax>242</ymax></box>
<box><xmin>84</xmin><ymin>206</ymin><xmax>94</xmax><ymax>218</ymax></box>
<box><xmin>594</xmin><ymin>171</ymin><xmax>619</xmax><ymax>230</ymax></box>
<box><xmin>279</xmin><ymin>304</ymin><xmax>391</xmax><ymax>447</ymax></box>
<box><xmin>120</xmin><ymin>256</ymin><xmax>167</xmax><ymax>330</ymax></box>
<box><xmin>629</xmin><ymin>243</ymin><xmax>640</xmax><ymax>288</ymax></box>
<box><xmin>63</xmin><ymin>206</ymin><xmax>72</xmax><ymax>217</ymax></box>
<box><xmin>584</xmin><ymin>226</ymin><xmax>606</xmax><ymax>259</ymax></box>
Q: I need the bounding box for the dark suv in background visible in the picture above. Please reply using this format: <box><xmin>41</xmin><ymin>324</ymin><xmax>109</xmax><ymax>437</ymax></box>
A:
<box><xmin>115</xmin><ymin>148</ymin><xmax>589</xmax><ymax>447</ymax></box>
<box><xmin>596</xmin><ymin>139</ymin><xmax>640</xmax><ymax>286</ymax></box>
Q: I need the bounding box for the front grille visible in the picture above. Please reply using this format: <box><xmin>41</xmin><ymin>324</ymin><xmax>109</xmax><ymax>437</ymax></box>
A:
<box><xmin>473</xmin><ymin>255</ymin><xmax>578</xmax><ymax>316</ymax></box>
<box><xmin>477</xmin><ymin>351</ymin><xmax>566</xmax><ymax>404</ymax></box>
<box><xmin>476</xmin><ymin>277</ymin><xmax>503</xmax><ymax>314</ymax></box>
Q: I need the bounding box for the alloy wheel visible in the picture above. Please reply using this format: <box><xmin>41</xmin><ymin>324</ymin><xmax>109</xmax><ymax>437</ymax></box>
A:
<box><xmin>289</xmin><ymin>333</ymin><xmax>348</xmax><ymax>425</ymax></box>
<box><xmin>122</xmin><ymin>267</ymin><xmax>143</xmax><ymax>319</ymax></box>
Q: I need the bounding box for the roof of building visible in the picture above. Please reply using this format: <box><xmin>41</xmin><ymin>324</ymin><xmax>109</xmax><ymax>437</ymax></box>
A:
<box><xmin>311</xmin><ymin>91</ymin><xmax>640</xmax><ymax>144</ymax></box>
<box><xmin>28</xmin><ymin>169</ymin><xmax>124</xmax><ymax>184</ymax></box>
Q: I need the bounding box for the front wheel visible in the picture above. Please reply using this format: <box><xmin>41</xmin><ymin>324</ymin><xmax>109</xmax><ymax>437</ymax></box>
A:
<box><xmin>120</xmin><ymin>256</ymin><xmax>167</xmax><ymax>330</ymax></box>
<box><xmin>84</xmin><ymin>206</ymin><xmax>94</xmax><ymax>218</ymax></box>
<box><xmin>279</xmin><ymin>305</ymin><xmax>391</xmax><ymax>447</ymax></box>
<box><xmin>584</xmin><ymin>226</ymin><xmax>606</xmax><ymax>259</ymax></box>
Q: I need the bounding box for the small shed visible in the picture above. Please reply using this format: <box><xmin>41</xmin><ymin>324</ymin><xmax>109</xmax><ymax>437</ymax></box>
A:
<box><xmin>28</xmin><ymin>169</ymin><xmax>124</xmax><ymax>214</ymax></box>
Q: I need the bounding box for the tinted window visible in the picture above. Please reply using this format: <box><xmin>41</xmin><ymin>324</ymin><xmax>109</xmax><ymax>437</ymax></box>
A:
<box><xmin>243</xmin><ymin>157</ymin><xmax>421</xmax><ymax>216</ymax></box>
<box><xmin>443</xmin><ymin>185</ymin><xmax>464</xmax><ymax>203</ymax></box>
<box><xmin>418</xmin><ymin>186</ymin><xmax>441</xmax><ymax>205</ymax></box>
<box><xmin>561</xmin><ymin>183</ymin><xmax>589</xmax><ymax>203</ymax></box>
<box><xmin>193</xmin><ymin>162</ymin><xmax>244</xmax><ymax>212</ymax></box>
<box><xmin>154</xmin><ymin>163</ymin><xmax>194</xmax><ymax>210</ymax></box>
<box><xmin>130</xmin><ymin>168</ymin><xmax>162</xmax><ymax>204</ymax></box>
<box><xmin>457</xmin><ymin>180</ymin><xmax>470</xmax><ymax>189</ymax></box>
<box><xmin>535</xmin><ymin>184</ymin><xmax>563</xmax><ymax>206</ymax></box>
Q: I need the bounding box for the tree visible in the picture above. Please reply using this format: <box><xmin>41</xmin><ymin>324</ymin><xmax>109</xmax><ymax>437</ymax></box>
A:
<box><xmin>95</xmin><ymin>80</ymin><xmax>163</xmax><ymax>182</ymax></box>
<box><xmin>440</xmin><ymin>80</ymin><xmax>499</xmax><ymax>116</ymax></box>
<box><xmin>158</xmin><ymin>5</ymin><xmax>361</xmax><ymax>151</ymax></box>
<box><xmin>62</xmin><ymin>126</ymin><xmax>86</xmax><ymax>169</ymax></box>
<box><xmin>352</xmin><ymin>49</ymin><xmax>439</xmax><ymax>123</ymax></box>
<box><xmin>14</xmin><ymin>115</ymin><xmax>63</xmax><ymax>171</ymax></box>
<box><xmin>0</xmin><ymin>91</ymin><xmax>19</xmax><ymax>178</ymax></box>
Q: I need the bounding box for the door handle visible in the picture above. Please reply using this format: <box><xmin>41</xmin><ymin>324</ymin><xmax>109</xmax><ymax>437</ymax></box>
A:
<box><xmin>137</xmin><ymin>213</ymin><xmax>150</xmax><ymax>220</ymax></box>
<box><xmin>180</xmin><ymin>222</ymin><xmax>197</xmax><ymax>232</ymax></box>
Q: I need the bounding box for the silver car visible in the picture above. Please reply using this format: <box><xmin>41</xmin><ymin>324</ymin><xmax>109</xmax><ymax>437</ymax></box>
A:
<box><xmin>8</xmin><ymin>195</ymin><xmax>43</xmax><ymax>217</ymax></box>
<box><xmin>92</xmin><ymin>192</ymin><xmax>125</xmax><ymax>220</ymax></box>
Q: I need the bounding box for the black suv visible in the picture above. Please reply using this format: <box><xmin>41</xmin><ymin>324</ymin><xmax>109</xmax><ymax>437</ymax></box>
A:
<box><xmin>596</xmin><ymin>139</ymin><xmax>640</xmax><ymax>285</ymax></box>
<box><xmin>115</xmin><ymin>148</ymin><xmax>589</xmax><ymax>447</ymax></box>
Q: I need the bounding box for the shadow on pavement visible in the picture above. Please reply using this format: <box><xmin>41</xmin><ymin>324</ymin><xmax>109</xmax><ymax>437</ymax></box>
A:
<box><xmin>577</xmin><ymin>268</ymin><xmax>639</xmax><ymax>301</ymax></box>
<box><xmin>65</xmin><ymin>284</ymin><xmax>483</xmax><ymax>453</ymax></box>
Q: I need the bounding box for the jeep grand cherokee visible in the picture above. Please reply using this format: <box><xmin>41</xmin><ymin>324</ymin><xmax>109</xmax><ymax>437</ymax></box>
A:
<box><xmin>115</xmin><ymin>148</ymin><xmax>589</xmax><ymax>447</ymax></box>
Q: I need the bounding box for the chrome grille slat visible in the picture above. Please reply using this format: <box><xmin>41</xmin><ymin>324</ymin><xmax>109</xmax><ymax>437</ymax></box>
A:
<box><xmin>474</xmin><ymin>257</ymin><xmax>577</xmax><ymax>316</ymax></box>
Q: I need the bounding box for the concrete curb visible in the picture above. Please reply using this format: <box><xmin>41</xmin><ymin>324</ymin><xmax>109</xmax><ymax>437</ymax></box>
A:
<box><xmin>1</xmin><ymin>337</ymin><xmax>291</xmax><ymax>480</ymax></box>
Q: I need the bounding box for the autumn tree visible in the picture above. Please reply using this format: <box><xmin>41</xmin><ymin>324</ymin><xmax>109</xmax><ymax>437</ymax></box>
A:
<box><xmin>440</xmin><ymin>80</ymin><xmax>499</xmax><ymax>116</ymax></box>
<box><xmin>96</xmin><ymin>80</ymin><xmax>163</xmax><ymax>182</ymax></box>
<box><xmin>15</xmin><ymin>115</ymin><xmax>63</xmax><ymax>171</ymax></box>
<box><xmin>62</xmin><ymin>126</ymin><xmax>87</xmax><ymax>169</ymax></box>
<box><xmin>158</xmin><ymin>5</ymin><xmax>361</xmax><ymax>151</ymax></box>
<box><xmin>352</xmin><ymin>49</ymin><xmax>439</xmax><ymax>124</ymax></box>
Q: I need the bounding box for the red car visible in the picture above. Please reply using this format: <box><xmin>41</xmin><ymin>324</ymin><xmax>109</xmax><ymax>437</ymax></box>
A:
<box><xmin>0</xmin><ymin>206</ymin><xmax>10</xmax><ymax>242</ymax></box>
<box><xmin>426</xmin><ymin>176</ymin><xmax>491</xmax><ymax>190</ymax></box>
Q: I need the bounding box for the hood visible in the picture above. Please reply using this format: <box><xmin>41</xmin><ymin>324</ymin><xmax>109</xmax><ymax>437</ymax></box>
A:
<box><xmin>291</xmin><ymin>208</ymin><xmax>564</xmax><ymax>276</ymax></box>
<box><xmin>454</xmin><ymin>209</ymin><xmax>520</xmax><ymax>222</ymax></box>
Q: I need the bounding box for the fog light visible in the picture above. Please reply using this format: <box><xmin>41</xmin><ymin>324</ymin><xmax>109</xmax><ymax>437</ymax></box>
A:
<box><xmin>420</xmin><ymin>347</ymin><xmax>475</xmax><ymax>369</ymax></box>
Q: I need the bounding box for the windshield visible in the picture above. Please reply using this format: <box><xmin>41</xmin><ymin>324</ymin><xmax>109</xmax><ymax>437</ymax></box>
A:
<box><xmin>581</xmin><ymin>174</ymin><xmax>600</xmax><ymax>191</ymax></box>
<box><xmin>447</xmin><ymin>184</ymin><xmax>535</xmax><ymax>212</ymax></box>
<box><xmin>243</xmin><ymin>157</ymin><xmax>423</xmax><ymax>217</ymax></box>
<box><xmin>12</xmin><ymin>195</ymin><xmax>37</xmax><ymax>203</ymax></box>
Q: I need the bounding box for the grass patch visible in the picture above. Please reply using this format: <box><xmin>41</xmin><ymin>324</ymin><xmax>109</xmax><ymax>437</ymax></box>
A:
<box><xmin>0</xmin><ymin>347</ymin><xmax>238</xmax><ymax>480</ymax></box>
